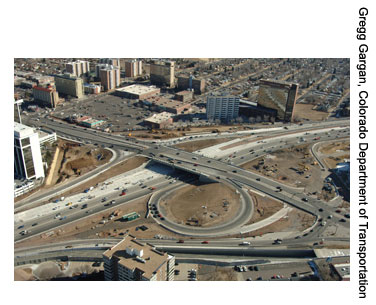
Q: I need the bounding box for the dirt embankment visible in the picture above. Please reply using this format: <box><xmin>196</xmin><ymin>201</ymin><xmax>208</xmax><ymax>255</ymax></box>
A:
<box><xmin>174</xmin><ymin>138</ymin><xmax>232</xmax><ymax>152</ymax></box>
<box><xmin>244</xmin><ymin>192</ymin><xmax>284</xmax><ymax>225</ymax></box>
<box><xmin>48</xmin><ymin>156</ymin><xmax>148</xmax><ymax>202</ymax></box>
<box><xmin>159</xmin><ymin>181</ymin><xmax>241</xmax><ymax>228</ymax></box>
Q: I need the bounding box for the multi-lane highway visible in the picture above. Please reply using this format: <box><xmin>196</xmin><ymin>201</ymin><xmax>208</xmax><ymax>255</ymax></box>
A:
<box><xmin>15</xmin><ymin>117</ymin><xmax>350</xmax><ymax>247</ymax></box>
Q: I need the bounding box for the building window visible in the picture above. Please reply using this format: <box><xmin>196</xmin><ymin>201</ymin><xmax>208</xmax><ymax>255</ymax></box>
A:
<box><xmin>21</xmin><ymin>138</ymin><xmax>30</xmax><ymax>147</ymax></box>
<box><xmin>22</xmin><ymin>146</ymin><xmax>35</xmax><ymax>178</ymax></box>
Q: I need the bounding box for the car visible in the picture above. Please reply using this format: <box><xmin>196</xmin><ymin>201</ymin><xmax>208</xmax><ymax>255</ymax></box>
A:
<box><xmin>254</xmin><ymin>266</ymin><xmax>259</xmax><ymax>271</ymax></box>
<box><xmin>328</xmin><ymin>215</ymin><xmax>333</xmax><ymax>219</ymax></box>
<box><xmin>246</xmin><ymin>277</ymin><xmax>252</xmax><ymax>281</ymax></box>
<box><xmin>240</xmin><ymin>241</ymin><xmax>250</xmax><ymax>246</ymax></box>
<box><xmin>340</xmin><ymin>218</ymin><xmax>346</xmax><ymax>223</ymax></box>
<box><xmin>318</xmin><ymin>208</ymin><xmax>324</xmax><ymax>212</ymax></box>
<box><xmin>177</xmin><ymin>240</ymin><xmax>184</xmax><ymax>243</ymax></box>
<box><xmin>256</xmin><ymin>178</ymin><xmax>260</xmax><ymax>181</ymax></box>
<box><xmin>32</xmin><ymin>223</ymin><xmax>38</xmax><ymax>227</ymax></box>
<box><xmin>17</xmin><ymin>225</ymin><xmax>24</xmax><ymax>229</ymax></box>
<box><xmin>60</xmin><ymin>216</ymin><xmax>67</xmax><ymax>220</ymax></box>
<box><xmin>232</xmin><ymin>170</ymin><xmax>237</xmax><ymax>173</ymax></box>
<box><xmin>344</xmin><ymin>213</ymin><xmax>350</xmax><ymax>218</ymax></box>
<box><xmin>81</xmin><ymin>204</ymin><xmax>88</xmax><ymax>209</ymax></box>
<box><xmin>248</xmin><ymin>266</ymin><xmax>254</xmax><ymax>271</ymax></box>
<box><xmin>201</xmin><ymin>241</ymin><xmax>209</xmax><ymax>244</ymax></box>
<box><xmin>302</xmin><ymin>197</ymin><xmax>308</xmax><ymax>202</ymax></box>
<box><xmin>193</xmin><ymin>163</ymin><xmax>198</xmax><ymax>166</ymax></box>
<box><xmin>111</xmin><ymin>200</ymin><xmax>115</xmax><ymax>204</ymax></box>
<box><xmin>256</xmin><ymin>276</ymin><xmax>263</xmax><ymax>280</ymax></box>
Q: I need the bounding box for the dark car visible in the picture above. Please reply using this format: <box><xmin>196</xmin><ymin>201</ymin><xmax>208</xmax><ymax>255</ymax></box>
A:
<box><xmin>32</xmin><ymin>223</ymin><xmax>38</xmax><ymax>227</ymax></box>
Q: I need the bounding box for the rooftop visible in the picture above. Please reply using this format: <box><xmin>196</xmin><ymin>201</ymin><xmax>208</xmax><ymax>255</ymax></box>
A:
<box><xmin>14</xmin><ymin>122</ymin><xmax>35</xmax><ymax>138</ymax></box>
<box><xmin>144</xmin><ymin>112</ymin><xmax>173</xmax><ymax>124</ymax></box>
<box><xmin>145</xmin><ymin>96</ymin><xmax>191</xmax><ymax>109</ymax></box>
<box><xmin>103</xmin><ymin>235</ymin><xmax>169</xmax><ymax>279</ymax></box>
<box><xmin>55</xmin><ymin>73</ymin><xmax>81</xmax><ymax>80</ymax></box>
<box><xmin>260</xmin><ymin>78</ymin><xmax>299</xmax><ymax>87</ymax></box>
<box><xmin>116</xmin><ymin>84</ymin><xmax>159</xmax><ymax>95</ymax></box>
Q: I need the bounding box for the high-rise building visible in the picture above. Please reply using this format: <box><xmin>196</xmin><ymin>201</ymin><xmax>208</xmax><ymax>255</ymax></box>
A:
<box><xmin>14</xmin><ymin>122</ymin><xmax>45</xmax><ymax>180</ymax></box>
<box><xmin>257</xmin><ymin>79</ymin><xmax>299</xmax><ymax>122</ymax></box>
<box><xmin>65</xmin><ymin>60</ymin><xmax>90</xmax><ymax>77</ymax></box>
<box><xmin>99</xmin><ymin>65</ymin><xmax>120</xmax><ymax>91</ymax></box>
<box><xmin>150</xmin><ymin>60</ymin><xmax>175</xmax><ymax>88</ymax></box>
<box><xmin>54</xmin><ymin>74</ymin><xmax>84</xmax><ymax>98</ymax></box>
<box><xmin>14</xmin><ymin>99</ymin><xmax>23</xmax><ymax>124</ymax></box>
<box><xmin>177</xmin><ymin>75</ymin><xmax>205</xmax><ymax>94</ymax></box>
<box><xmin>103</xmin><ymin>235</ymin><xmax>175</xmax><ymax>281</ymax></box>
<box><xmin>99</xmin><ymin>58</ymin><xmax>120</xmax><ymax>67</ymax></box>
<box><xmin>33</xmin><ymin>85</ymin><xmax>60</xmax><ymax>108</ymax></box>
<box><xmin>206</xmin><ymin>93</ymin><xmax>239</xmax><ymax>121</ymax></box>
<box><xmin>124</xmin><ymin>59</ymin><xmax>143</xmax><ymax>78</ymax></box>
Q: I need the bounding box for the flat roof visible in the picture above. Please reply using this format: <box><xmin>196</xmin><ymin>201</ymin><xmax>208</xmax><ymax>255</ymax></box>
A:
<box><xmin>103</xmin><ymin>235</ymin><xmax>169</xmax><ymax>279</ymax></box>
<box><xmin>116</xmin><ymin>84</ymin><xmax>159</xmax><ymax>95</ymax></box>
<box><xmin>260</xmin><ymin>78</ymin><xmax>299</xmax><ymax>87</ymax></box>
<box><xmin>175</xmin><ymin>90</ymin><xmax>193</xmax><ymax>96</ymax></box>
<box><xmin>14</xmin><ymin>122</ymin><xmax>34</xmax><ymax>138</ymax></box>
<box><xmin>144</xmin><ymin>112</ymin><xmax>173</xmax><ymax>124</ymax></box>
<box><xmin>145</xmin><ymin>96</ymin><xmax>191</xmax><ymax>109</ymax></box>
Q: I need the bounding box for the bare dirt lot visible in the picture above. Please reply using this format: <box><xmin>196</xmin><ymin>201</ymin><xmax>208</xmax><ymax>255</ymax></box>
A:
<box><xmin>319</xmin><ymin>140</ymin><xmax>350</xmax><ymax>169</ymax></box>
<box><xmin>294</xmin><ymin>103</ymin><xmax>329</xmax><ymax>121</ymax></box>
<box><xmin>174</xmin><ymin>138</ymin><xmax>232</xmax><ymax>152</ymax></box>
<box><xmin>49</xmin><ymin>139</ymin><xmax>113</xmax><ymax>185</ymax></box>
<box><xmin>160</xmin><ymin>181</ymin><xmax>241</xmax><ymax>227</ymax></box>
<box><xmin>240</xmin><ymin>144</ymin><xmax>322</xmax><ymax>190</ymax></box>
<box><xmin>245</xmin><ymin>192</ymin><xmax>284</xmax><ymax>225</ymax></box>
<box><xmin>232</xmin><ymin>208</ymin><xmax>315</xmax><ymax>239</ymax></box>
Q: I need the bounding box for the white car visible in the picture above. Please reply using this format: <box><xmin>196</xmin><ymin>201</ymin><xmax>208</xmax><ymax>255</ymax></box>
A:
<box><xmin>240</xmin><ymin>241</ymin><xmax>251</xmax><ymax>245</ymax></box>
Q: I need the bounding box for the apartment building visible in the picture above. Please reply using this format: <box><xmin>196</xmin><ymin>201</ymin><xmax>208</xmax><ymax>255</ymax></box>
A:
<box><xmin>150</xmin><ymin>60</ymin><xmax>175</xmax><ymax>88</ymax></box>
<box><xmin>206</xmin><ymin>93</ymin><xmax>239</xmax><ymax>121</ymax></box>
<box><xmin>65</xmin><ymin>60</ymin><xmax>90</xmax><ymax>77</ymax></box>
<box><xmin>54</xmin><ymin>74</ymin><xmax>84</xmax><ymax>98</ymax></box>
<box><xmin>33</xmin><ymin>85</ymin><xmax>60</xmax><ymax>108</ymax></box>
<box><xmin>99</xmin><ymin>65</ymin><xmax>121</xmax><ymax>91</ymax></box>
<box><xmin>125</xmin><ymin>59</ymin><xmax>143</xmax><ymax>77</ymax></box>
<box><xmin>103</xmin><ymin>235</ymin><xmax>175</xmax><ymax>281</ymax></box>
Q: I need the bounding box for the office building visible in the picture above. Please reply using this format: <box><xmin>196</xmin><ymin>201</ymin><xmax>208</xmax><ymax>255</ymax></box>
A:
<box><xmin>14</xmin><ymin>122</ymin><xmax>45</xmax><ymax>180</ymax></box>
<box><xmin>115</xmin><ymin>84</ymin><xmax>160</xmax><ymax>99</ymax></box>
<box><xmin>125</xmin><ymin>59</ymin><xmax>143</xmax><ymax>77</ymax></box>
<box><xmin>103</xmin><ymin>235</ymin><xmax>175</xmax><ymax>281</ymax></box>
<box><xmin>206</xmin><ymin>94</ymin><xmax>239</xmax><ymax>121</ymax></box>
<box><xmin>99</xmin><ymin>58</ymin><xmax>120</xmax><ymax>67</ymax></box>
<box><xmin>177</xmin><ymin>75</ymin><xmax>205</xmax><ymax>94</ymax></box>
<box><xmin>99</xmin><ymin>65</ymin><xmax>121</xmax><ymax>91</ymax></box>
<box><xmin>258</xmin><ymin>79</ymin><xmax>299</xmax><ymax>122</ymax></box>
<box><xmin>33</xmin><ymin>85</ymin><xmax>60</xmax><ymax>108</ymax></box>
<box><xmin>65</xmin><ymin>60</ymin><xmax>90</xmax><ymax>77</ymax></box>
<box><xmin>150</xmin><ymin>60</ymin><xmax>175</xmax><ymax>88</ymax></box>
<box><xmin>54</xmin><ymin>74</ymin><xmax>84</xmax><ymax>98</ymax></box>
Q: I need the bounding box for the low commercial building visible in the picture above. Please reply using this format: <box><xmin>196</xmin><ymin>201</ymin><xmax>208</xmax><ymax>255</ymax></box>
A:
<box><xmin>115</xmin><ymin>84</ymin><xmax>160</xmax><ymax>99</ymax></box>
<box><xmin>33</xmin><ymin>85</ymin><xmax>60</xmax><ymax>108</ymax></box>
<box><xmin>38</xmin><ymin>130</ymin><xmax>57</xmax><ymax>146</ymax></box>
<box><xmin>175</xmin><ymin>90</ymin><xmax>194</xmax><ymax>102</ymax></box>
<box><xmin>144</xmin><ymin>96</ymin><xmax>191</xmax><ymax>114</ymax></box>
<box><xmin>79</xmin><ymin>118</ymin><xmax>105</xmax><ymax>128</ymax></box>
<box><xmin>177</xmin><ymin>75</ymin><xmax>205</xmax><ymax>94</ymax></box>
<box><xmin>54</xmin><ymin>74</ymin><xmax>84</xmax><ymax>98</ymax></box>
<box><xmin>103</xmin><ymin>235</ymin><xmax>175</xmax><ymax>281</ymax></box>
<box><xmin>14</xmin><ymin>122</ymin><xmax>45</xmax><ymax>180</ymax></box>
<box><xmin>122</xmin><ymin>212</ymin><xmax>140</xmax><ymax>221</ymax></box>
<box><xmin>144</xmin><ymin>112</ymin><xmax>173</xmax><ymax>129</ymax></box>
<box><xmin>84</xmin><ymin>83</ymin><xmax>101</xmax><ymax>94</ymax></box>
